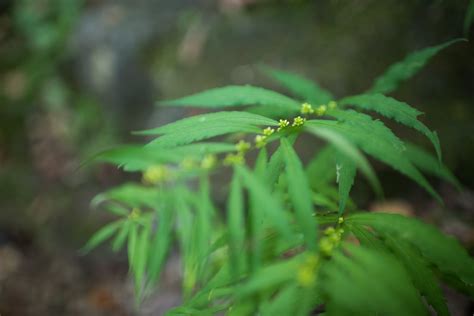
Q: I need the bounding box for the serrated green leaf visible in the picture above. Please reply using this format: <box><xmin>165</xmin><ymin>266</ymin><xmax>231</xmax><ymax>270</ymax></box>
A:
<box><xmin>138</xmin><ymin>111</ymin><xmax>276</xmax><ymax>148</ymax></box>
<box><xmin>260</xmin><ymin>65</ymin><xmax>333</xmax><ymax>105</ymax></box>
<box><xmin>260</xmin><ymin>284</ymin><xmax>299</xmax><ymax>316</ymax></box>
<box><xmin>81</xmin><ymin>220</ymin><xmax>122</xmax><ymax>253</ymax></box>
<box><xmin>322</xmin><ymin>245</ymin><xmax>426</xmax><ymax>316</ymax></box>
<box><xmin>133</xmin><ymin>222</ymin><xmax>151</xmax><ymax>298</ymax></box>
<box><xmin>305</xmin><ymin>124</ymin><xmax>381</xmax><ymax>197</ymax></box>
<box><xmin>305</xmin><ymin>145</ymin><xmax>337</xmax><ymax>189</ymax></box>
<box><xmin>227</xmin><ymin>170</ymin><xmax>246</xmax><ymax>279</ymax></box>
<box><xmin>308</xmin><ymin>111</ymin><xmax>440</xmax><ymax>202</ymax></box>
<box><xmin>368</xmin><ymin>39</ymin><xmax>466</xmax><ymax>94</ymax></box>
<box><xmin>335</xmin><ymin>151</ymin><xmax>356</xmax><ymax>215</ymax></box>
<box><xmin>92</xmin><ymin>183</ymin><xmax>161</xmax><ymax>209</ymax></box>
<box><xmin>339</xmin><ymin>93</ymin><xmax>442</xmax><ymax>161</ymax></box>
<box><xmin>148</xmin><ymin>206</ymin><xmax>174</xmax><ymax>284</ymax></box>
<box><xmin>405</xmin><ymin>143</ymin><xmax>461</xmax><ymax>190</ymax></box>
<box><xmin>159</xmin><ymin>85</ymin><xmax>300</xmax><ymax>110</ymax></box>
<box><xmin>236</xmin><ymin>256</ymin><xmax>301</xmax><ymax>298</ymax></box>
<box><xmin>127</xmin><ymin>223</ymin><xmax>138</xmax><ymax>272</ymax></box>
<box><xmin>281</xmin><ymin>138</ymin><xmax>317</xmax><ymax>250</ymax></box>
<box><xmin>348</xmin><ymin>212</ymin><xmax>474</xmax><ymax>290</ymax></box>
<box><xmin>237</xmin><ymin>165</ymin><xmax>292</xmax><ymax>241</ymax></box>
<box><xmin>112</xmin><ymin>221</ymin><xmax>130</xmax><ymax>252</ymax></box>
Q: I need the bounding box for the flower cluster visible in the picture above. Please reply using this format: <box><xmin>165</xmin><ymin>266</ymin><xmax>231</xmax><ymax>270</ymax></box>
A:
<box><xmin>319</xmin><ymin>222</ymin><xmax>345</xmax><ymax>257</ymax></box>
<box><xmin>297</xmin><ymin>254</ymin><xmax>320</xmax><ymax>287</ymax></box>
<box><xmin>300</xmin><ymin>101</ymin><xmax>337</xmax><ymax>117</ymax></box>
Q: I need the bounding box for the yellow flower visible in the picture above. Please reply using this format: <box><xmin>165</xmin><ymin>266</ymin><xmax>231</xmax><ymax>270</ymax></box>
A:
<box><xmin>315</xmin><ymin>105</ymin><xmax>327</xmax><ymax>116</ymax></box>
<box><xmin>292</xmin><ymin>116</ymin><xmax>306</xmax><ymax>127</ymax></box>
<box><xmin>277</xmin><ymin>119</ymin><xmax>290</xmax><ymax>131</ymax></box>
<box><xmin>142</xmin><ymin>165</ymin><xmax>169</xmax><ymax>184</ymax></box>
<box><xmin>255</xmin><ymin>135</ymin><xmax>267</xmax><ymax>148</ymax></box>
<box><xmin>262</xmin><ymin>127</ymin><xmax>275</xmax><ymax>136</ymax></box>
<box><xmin>128</xmin><ymin>208</ymin><xmax>141</xmax><ymax>220</ymax></box>
<box><xmin>235</xmin><ymin>140</ymin><xmax>251</xmax><ymax>153</ymax></box>
<box><xmin>300</xmin><ymin>102</ymin><xmax>314</xmax><ymax>114</ymax></box>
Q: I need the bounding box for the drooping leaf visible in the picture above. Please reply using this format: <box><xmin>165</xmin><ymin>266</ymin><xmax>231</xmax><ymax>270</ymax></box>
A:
<box><xmin>237</xmin><ymin>165</ymin><xmax>293</xmax><ymax>240</ymax></box>
<box><xmin>281</xmin><ymin>138</ymin><xmax>317</xmax><ymax>250</ymax></box>
<box><xmin>339</xmin><ymin>93</ymin><xmax>441</xmax><ymax>160</ymax></box>
<box><xmin>335</xmin><ymin>151</ymin><xmax>356</xmax><ymax>215</ymax></box>
<box><xmin>308</xmin><ymin>111</ymin><xmax>440</xmax><ymax>202</ymax></box>
<box><xmin>227</xmin><ymin>170</ymin><xmax>246</xmax><ymax>278</ymax></box>
<box><xmin>236</xmin><ymin>256</ymin><xmax>302</xmax><ymax>298</ymax></box>
<box><xmin>305</xmin><ymin>124</ymin><xmax>381</xmax><ymax>197</ymax></box>
<box><xmin>348</xmin><ymin>212</ymin><xmax>474</xmax><ymax>290</ymax></box>
<box><xmin>405</xmin><ymin>143</ymin><xmax>461</xmax><ymax>190</ymax></box>
<box><xmin>112</xmin><ymin>221</ymin><xmax>130</xmax><ymax>252</ymax></box>
<box><xmin>305</xmin><ymin>145</ymin><xmax>337</xmax><ymax>189</ymax></box>
<box><xmin>92</xmin><ymin>183</ymin><xmax>161</xmax><ymax>209</ymax></box>
<box><xmin>81</xmin><ymin>220</ymin><xmax>122</xmax><ymax>253</ymax></box>
<box><xmin>148</xmin><ymin>205</ymin><xmax>174</xmax><ymax>285</ymax></box>
<box><xmin>159</xmin><ymin>85</ymin><xmax>300</xmax><ymax>110</ymax></box>
<box><xmin>349</xmin><ymin>224</ymin><xmax>449</xmax><ymax>316</ymax></box>
<box><xmin>368</xmin><ymin>39</ymin><xmax>466</xmax><ymax>94</ymax></box>
<box><xmin>322</xmin><ymin>245</ymin><xmax>426</xmax><ymax>316</ymax></box>
<box><xmin>133</xmin><ymin>222</ymin><xmax>151</xmax><ymax>298</ymax></box>
<box><xmin>260</xmin><ymin>65</ymin><xmax>334</xmax><ymax>105</ymax></box>
<box><xmin>137</xmin><ymin>111</ymin><xmax>277</xmax><ymax>148</ymax></box>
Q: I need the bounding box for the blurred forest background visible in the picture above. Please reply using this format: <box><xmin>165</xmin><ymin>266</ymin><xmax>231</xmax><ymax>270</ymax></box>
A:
<box><xmin>0</xmin><ymin>0</ymin><xmax>473</xmax><ymax>315</ymax></box>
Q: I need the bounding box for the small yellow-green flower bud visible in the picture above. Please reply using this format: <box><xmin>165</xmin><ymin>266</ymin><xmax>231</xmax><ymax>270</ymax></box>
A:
<box><xmin>129</xmin><ymin>208</ymin><xmax>141</xmax><ymax>220</ymax></box>
<box><xmin>338</xmin><ymin>216</ymin><xmax>344</xmax><ymax>224</ymax></box>
<box><xmin>262</xmin><ymin>127</ymin><xmax>275</xmax><ymax>136</ymax></box>
<box><xmin>297</xmin><ymin>265</ymin><xmax>316</xmax><ymax>287</ymax></box>
<box><xmin>235</xmin><ymin>140</ymin><xmax>251</xmax><ymax>153</ymax></box>
<box><xmin>315</xmin><ymin>105</ymin><xmax>327</xmax><ymax>116</ymax></box>
<box><xmin>329</xmin><ymin>233</ymin><xmax>341</xmax><ymax>243</ymax></box>
<box><xmin>328</xmin><ymin>100</ymin><xmax>337</xmax><ymax>109</ymax></box>
<box><xmin>142</xmin><ymin>165</ymin><xmax>169</xmax><ymax>184</ymax></box>
<box><xmin>319</xmin><ymin>237</ymin><xmax>334</xmax><ymax>256</ymax></box>
<box><xmin>324</xmin><ymin>227</ymin><xmax>336</xmax><ymax>236</ymax></box>
<box><xmin>277</xmin><ymin>119</ymin><xmax>290</xmax><ymax>131</ymax></box>
<box><xmin>292</xmin><ymin>116</ymin><xmax>306</xmax><ymax>127</ymax></box>
<box><xmin>300</xmin><ymin>102</ymin><xmax>314</xmax><ymax>114</ymax></box>
<box><xmin>255</xmin><ymin>135</ymin><xmax>267</xmax><ymax>148</ymax></box>
<box><xmin>201</xmin><ymin>154</ymin><xmax>217</xmax><ymax>169</ymax></box>
<box><xmin>223</xmin><ymin>153</ymin><xmax>244</xmax><ymax>166</ymax></box>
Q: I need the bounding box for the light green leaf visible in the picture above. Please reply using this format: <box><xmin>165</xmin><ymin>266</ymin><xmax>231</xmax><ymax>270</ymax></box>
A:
<box><xmin>261</xmin><ymin>284</ymin><xmax>300</xmax><ymax>316</ymax></box>
<box><xmin>308</xmin><ymin>111</ymin><xmax>440</xmax><ymax>202</ymax></box>
<box><xmin>137</xmin><ymin>111</ymin><xmax>276</xmax><ymax>148</ymax></box>
<box><xmin>405</xmin><ymin>143</ymin><xmax>461</xmax><ymax>190</ymax></box>
<box><xmin>305</xmin><ymin>145</ymin><xmax>337</xmax><ymax>189</ymax></box>
<box><xmin>81</xmin><ymin>220</ymin><xmax>122</xmax><ymax>253</ymax></box>
<box><xmin>227</xmin><ymin>170</ymin><xmax>246</xmax><ymax>278</ymax></box>
<box><xmin>348</xmin><ymin>213</ymin><xmax>474</xmax><ymax>289</ymax></box>
<box><xmin>260</xmin><ymin>65</ymin><xmax>334</xmax><ymax>105</ymax></box>
<box><xmin>368</xmin><ymin>39</ymin><xmax>466</xmax><ymax>94</ymax></box>
<box><xmin>305</xmin><ymin>124</ymin><xmax>381</xmax><ymax>197</ymax></box>
<box><xmin>335</xmin><ymin>151</ymin><xmax>356</xmax><ymax>215</ymax></box>
<box><xmin>159</xmin><ymin>85</ymin><xmax>300</xmax><ymax>110</ymax></box>
<box><xmin>281</xmin><ymin>138</ymin><xmax>317</xmax><ymax>250</ymax></box>
<box><xmin>237</xmin><ymin>165</ymin><xmax>293</xmax><ymax>240</ymax></box>
<box><xmin>92</xmin><ymin>183</ymin><xmax>161</xmax><ymax>209</ymax></box>
<box><xmin>133</xmin><ymin>222</ymin><xmax>151</xmax><ymax>298</ymax></box>
<box><xmin>322</xmin><ymin>245</ymin><xmax>426</xmax><ymax>316</ymax></box>
<box><xmin>236</xmin><ymin>256</ymin><xmax>301</xmax><ymax>298</ymax></box>
<box><xmin>148</xmin><ymin>206</ymin><xmax>174</xmax><ymax>284</ymax></box>
<box><xmin>339</xmin><ymin>93</ymin><xmax>441</xmax><ymax>161</ymax></box>
<box><xmin>112</xmin><ymin>221</ymin><xmax>130</xmax><ymax>252</ymax></box>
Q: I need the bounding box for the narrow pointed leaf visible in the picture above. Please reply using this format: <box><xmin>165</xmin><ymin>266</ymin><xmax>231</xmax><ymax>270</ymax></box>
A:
<box><xmin>81</xmin><ymin>220</ymin><xmax>122</xmax><ymax>253</ymax></box>
<box><xmin>339</xmin><ymin>93</ymin><xmax>441</xmax><ymax>160</ymax></box>
<box><xmin>159</xmin><ymin>85</ymin><xmax>300</xmax><ymax>110</ymax></box>
<box><xmin>335</xmin><ymin>151</ymin><xmax>356</xmax><ymax>214</ymax></box>
<box><xmin>227</xmin><ymin>170</ymin><xmax>246</xmax><ymax>278</ymax></box>
<box><xmin>112</xmin><ymin>221</ymin><xmax>130</xmax><ymax>252</ymax></box>
<box><xmin>368</xmin><ymin>39</ymin><xmax>466</xmax><ymax>94</ymax></box>
<box><xmin>281</xmin><ymin>138</ymin><xmax>317</xmax><ymax>250</ymax></box>
<box><xmin>148</xmin><ymin>206</ymin><xmax>174</xmax><ymax>284</ymax></box>
<box><xmin>260</xmin><ymin>65</ymin><xmax>333</xmax><ymax>105</ymax></box>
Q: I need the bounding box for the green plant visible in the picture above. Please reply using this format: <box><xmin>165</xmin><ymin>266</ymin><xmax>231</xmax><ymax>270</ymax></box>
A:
<box><xmin>84</xmin><ymin>38</ymin><xmax>474</xmax><ymax>315</ymax></box>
